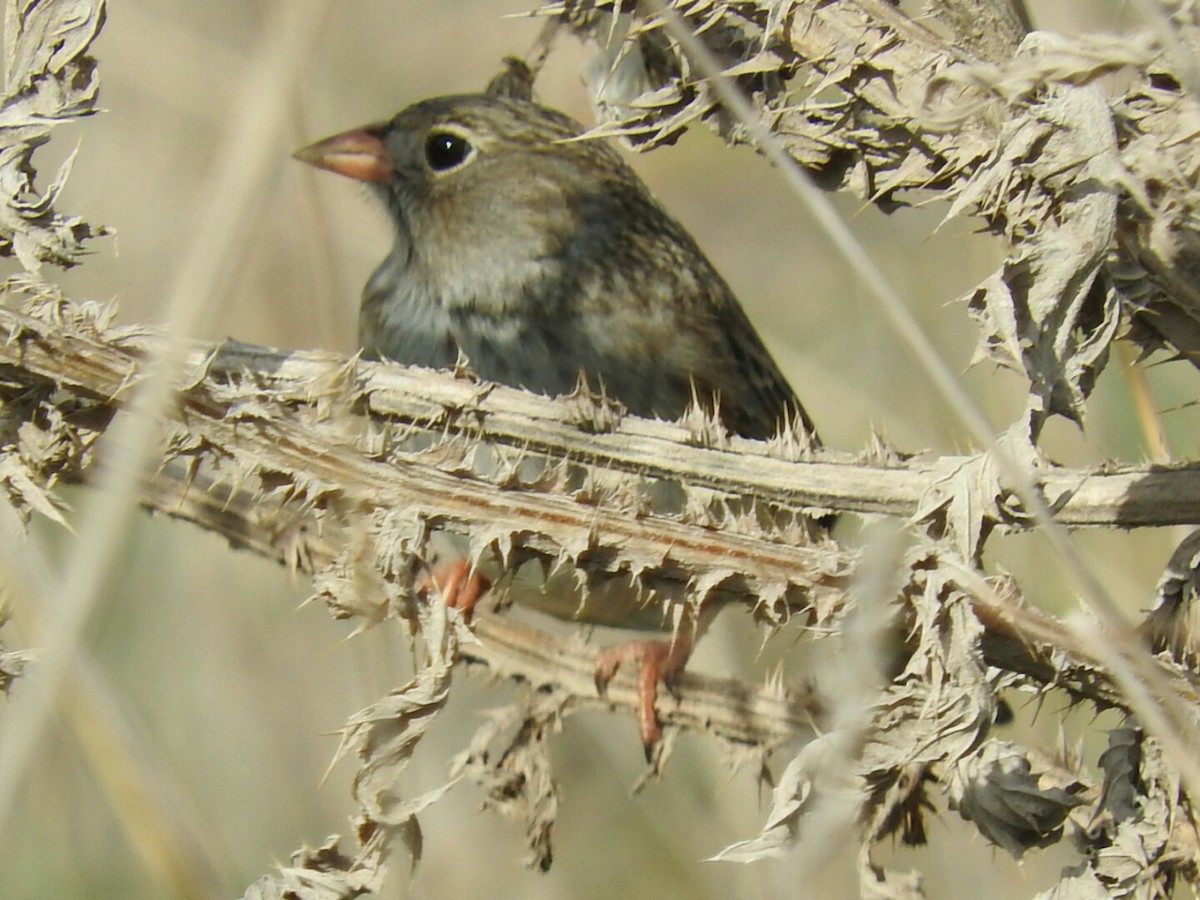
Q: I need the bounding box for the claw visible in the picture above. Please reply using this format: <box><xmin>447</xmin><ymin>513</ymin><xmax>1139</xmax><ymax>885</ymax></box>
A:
<box><xmin>416</xmin><ymin>559</ymin><xmax>489</xmax><ymax>620</ymax></box>
<box><xmin>594</xmin><ymin>636</ymin><xmax>693</xmax><ymax>757</ymax></box>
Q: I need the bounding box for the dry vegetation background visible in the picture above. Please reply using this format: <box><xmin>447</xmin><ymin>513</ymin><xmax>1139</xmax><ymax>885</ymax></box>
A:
<box><xmin>2</xmin><ymin>1</ymin><xmax>1196</xmax><ymax>898</ymax></box>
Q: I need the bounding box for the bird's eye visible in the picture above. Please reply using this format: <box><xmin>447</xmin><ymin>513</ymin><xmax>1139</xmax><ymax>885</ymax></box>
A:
<box><xmin>424</xmin><ymin>130</ymin><xmax>474</xmax><ymax>172</ymax></box>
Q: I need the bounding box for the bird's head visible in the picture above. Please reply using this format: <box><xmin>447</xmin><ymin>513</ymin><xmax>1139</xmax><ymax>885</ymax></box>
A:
<box><xmin>295</xmin><ymin>94</ymin><xmax>637</xmax><ymax>311</ymax></box>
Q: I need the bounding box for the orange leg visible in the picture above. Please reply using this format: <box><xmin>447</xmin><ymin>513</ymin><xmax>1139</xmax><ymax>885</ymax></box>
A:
<box><xmin>594</xmin><ymin>634</ymin><xmax>693</xmax><ymax>756</ymax></box>
<box><xmin>422</xmin><ymin>559</ymin><xmax>701</xmax><ymax>757</ymax></box>
<box><xmin>416</xmin><ymin>559</ymin><xmax>489</xmax><ymax>620</ymax></box>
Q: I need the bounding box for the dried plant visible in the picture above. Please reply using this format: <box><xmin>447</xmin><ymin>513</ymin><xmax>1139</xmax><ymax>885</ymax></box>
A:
<box><xmin>5</xmin><ymin>1</ymin><xmax>1200</xmax><ymax>898</ymax></box>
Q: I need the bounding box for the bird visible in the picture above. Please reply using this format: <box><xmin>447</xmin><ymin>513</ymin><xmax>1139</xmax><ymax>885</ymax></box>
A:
<box><xmin>294</xmin><ymin>73</ymin><xmax>822</xmax><ymax>752</ymax></box>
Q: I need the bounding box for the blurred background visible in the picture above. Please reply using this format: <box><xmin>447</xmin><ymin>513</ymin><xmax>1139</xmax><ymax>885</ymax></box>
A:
<box><xmin>3</xmin><ymin>1</ymin><xmax>1193</xmax><ymax>897</ymax></box>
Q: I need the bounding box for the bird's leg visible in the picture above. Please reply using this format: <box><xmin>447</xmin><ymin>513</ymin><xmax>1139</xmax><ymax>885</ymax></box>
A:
<box><xmin>594</xmin><ymin>607</ymin><xmax>701</xmax><ymax>756</ymax></box>
<box><xmin>415</xmin><ymin>558</ymin><xmax>489</xmax><ymax>620</ymax></box>
<box><xmin>594</xmin><ymin>636</ymin><xmax>691</xmax><ymax>754</ymax></box>
<box><xmin>420</xmin><ymin>556</ymin><xmax>708</xmax><ymax>756</ymax></box>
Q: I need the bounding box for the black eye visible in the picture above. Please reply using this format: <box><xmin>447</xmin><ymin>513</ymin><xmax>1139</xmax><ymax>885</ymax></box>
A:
<box><xmin>424</xmin><ymin>131</ymin><xmax>473</xmax><ymax>171</ymax></box>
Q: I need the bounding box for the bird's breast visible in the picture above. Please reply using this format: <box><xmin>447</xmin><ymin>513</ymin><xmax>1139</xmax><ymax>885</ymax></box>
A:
<box><xmin>359</xmin><ymin>251</ymin><xmax>459</xmax><ymax>366</ymax></box>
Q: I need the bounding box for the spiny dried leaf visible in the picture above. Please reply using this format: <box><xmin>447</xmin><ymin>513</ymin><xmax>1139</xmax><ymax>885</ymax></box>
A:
<box><xmin>551</xmin><ymin>0</ymin><xmax>798</xmax><ymax>152</ymax></box>
<box><xmin>0</xmin><ymin>644</ymin><xmax>32</xmax><ymax>694</ymax></box>
<box><xmin>715</xmin><ymin>528</ymin><xmax>903</xmax><ymax>862</ymax></box>
<box><xmin>1075</xmin><ymin>733</ymin><xmax>1194</xmax><ymax>897</ymax></box>
<box><xmin>862</xmin><ymin>763</ymin><xmax>937</xmax><ymax>846</ymax></box>
<box><xmin>335</xmin><ymin>600</ymin><xmax>465</xmax><ymax>838</ymax></box>
<box><xmin>956</xmin><ymin>80</ymin><xmax>1121</xmax><ymax>431</ymax></box>
<box><xmin>1033</xmin><ymin>868</ymin><xmax>1113</xmax><ymax>900</ymax></box>
<box><xmin>315</xmin><ymin>510</ymin><xmax>431</xmax><ymax>627</ymax></box>
<box><xmin>1107</xmin><ymin>44</ymin><xmax>1200</xmax><ymax>370</ymax></box>
<box><xmin>901</xmin><ymin>556</ymin><xmax>994</xmax><ymax>747</ymax></box>
<box><xmin>913</xmin><ymin>454</ymin><xmax>1002</xmax><ymax>561</ymax></box>
<box><xmin>708</xmin><ymin>731</ymin><xmax>835</xmax><ymax>862</ymax></box>
<box><xmin>858</xmin><ymin>853</ymin><xmax>927</xmax><ymax>900</ymax></box>
<box><xmin>858</xmin><ymin>553</ymin><xmax>999</xmax><ymax>854</ymax></box>
<box><xmin>1097</xmin><ymin>725</ymin><xmax>1142</xmax><ymax>824</ymax></box>
<box><xmin>0</xmin><ymin>0</ymin><xmax>108</xmax><ymax>271</ymax></box>
<box><xmin>915</xmin><ymin>431</ymin><xmax>1048</xmax><ymax>562</ymax></box>
<box><xmin>0</xmin><ymin>452</ymin><xmax>68</xmax><ymax>525</ymax></box>
<box><xmin>3</xmin><ymin>274</ymin><xmax>147</xmax><ymax>345</ymax></box>
<box><xmin>946</xmin><ymin>739</ymin><xmax>1087</xmax><ymax>859</ymax></box>
<box><xmin>450</xmin><ymin>695</ymin><xmax>564</xmax><ymax>871</ymax></box>
<box><xmin>931</xmin><ymin>31</ymin><xmax>1158</xmax><ymax>102</ymax></box>
<box><xmin>1140</xmin><ymin>528</ymin><xmax>1200</xmax><ymax>665</ymax></box>
<box><xmin>240</xmin><ymin>833</ymin><xmax>387</xmax><ymax>900</ymax></box>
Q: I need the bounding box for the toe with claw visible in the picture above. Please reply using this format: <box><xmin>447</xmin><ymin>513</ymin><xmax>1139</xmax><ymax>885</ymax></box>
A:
<box><xmin>416</xmin><ymin>559</ymin><xmax>490</xmax><ymax>620</ymax></box>
<box><xmin>594</xmin><ymin>635</ymin><xmax>693</xmax><ymax>757</ymax></box>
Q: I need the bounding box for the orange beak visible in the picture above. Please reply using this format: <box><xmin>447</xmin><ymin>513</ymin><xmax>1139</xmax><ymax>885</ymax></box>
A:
<box><xmin>293</xmin><ymin>127</ymin><xmax>392</xmax><ymax>184</ymax></box>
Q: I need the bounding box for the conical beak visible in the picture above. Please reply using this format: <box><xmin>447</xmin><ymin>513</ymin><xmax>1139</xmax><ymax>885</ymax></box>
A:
<box><xmin>293</xmin><ymin>127</ymin><xmax>392</xmax><ymax>184</ymax></box>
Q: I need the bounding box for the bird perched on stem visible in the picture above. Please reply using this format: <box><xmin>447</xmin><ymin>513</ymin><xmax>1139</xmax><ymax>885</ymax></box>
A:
<box><xmin>294</xmin><ymin>65</ymin><xmax>822</xmax><ymax>752</ymax></box>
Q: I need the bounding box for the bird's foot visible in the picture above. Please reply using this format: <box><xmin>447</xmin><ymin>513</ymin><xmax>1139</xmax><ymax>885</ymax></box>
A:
<box><xmin>415</xmin><ymin>559</ymin><xmax>489</xmax><ymax>621</ymax></box>
<box><xmin>594</xmin><ymin>636</ymin><xmax>692</xmax><ymax>758</ymax></box>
